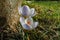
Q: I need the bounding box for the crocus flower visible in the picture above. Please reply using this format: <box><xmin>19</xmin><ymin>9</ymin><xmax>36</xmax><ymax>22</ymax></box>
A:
<box><xmin>20</xmin><ymin>17</ymin><xmax>38</xmax><ymax>30</ymax></box>
<box><xmin>18</xmin><ymin>5</ymin><xmax>36</xmax><ymax>17</ymax></box>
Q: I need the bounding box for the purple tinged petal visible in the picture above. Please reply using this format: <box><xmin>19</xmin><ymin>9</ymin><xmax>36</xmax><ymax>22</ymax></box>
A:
<box><xmin>22</xmin><ymin>24</ymin><xmax>31</xmax><ymax>30</ymax></box>
<box><xmin>22</xmin><ymin>5</ymin><xmax>30</xmax><ymax>16</ymax></box>
<box><xmin>33</xmin><ymin>22</ymin><xmax>38</xmax><ymax>28</ymax></box>
<box><xmin>18</xmin><ymin>6</ymin><xmax>22</xmax><ymax>15</ymax></box>
<box><xmin>30</xmin><ymin>8</ymin><xmax>36</xmax><ymax>17</ymax></box>
<box><xmin>20</xmin><ymin>17</ymin><xmax>25</xmax><ymax>25</ymax></box>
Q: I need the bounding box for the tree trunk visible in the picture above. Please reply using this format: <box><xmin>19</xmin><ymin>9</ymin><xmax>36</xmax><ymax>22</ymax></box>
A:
<box><xmin>0</xmin><ymin>0</ymin><xmax>22</xmax><ymax>33</ymax></box>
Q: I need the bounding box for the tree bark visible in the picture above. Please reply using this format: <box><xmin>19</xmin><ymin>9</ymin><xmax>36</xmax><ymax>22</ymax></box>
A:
<box><xmin>0</xmin><ymin>0</ymin><xmax>22</xmax><ymax>33</ymax></box>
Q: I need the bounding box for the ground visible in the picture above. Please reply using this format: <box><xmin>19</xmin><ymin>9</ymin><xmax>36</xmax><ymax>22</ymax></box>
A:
<box><xmin>0</xmin><ymin>1</ymin><xmax>60</xmax><ymax>40</ymax></box>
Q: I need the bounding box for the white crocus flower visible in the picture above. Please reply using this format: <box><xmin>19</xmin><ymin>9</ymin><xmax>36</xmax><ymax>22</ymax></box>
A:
<box><xmin>20</xmin><ymin>17</ymin><xmax>38</xmax><ymax>30</ymax></box>
<box><xmin>18</xmin><ymin>5</ymin><xmax>36</xmax><ymax>17</ymax></box>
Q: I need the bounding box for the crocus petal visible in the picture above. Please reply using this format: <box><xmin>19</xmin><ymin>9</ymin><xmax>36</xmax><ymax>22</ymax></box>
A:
<box><xmin>30</xmin><ymin>8</ymin><xmax>36</xmax><ymax>17</ymax></box>
<box><xmin>33</xmin><ymin>22</ymin><xmax>38</xmax><ymax>28</ymax></box>
<box><xmin>22</xmin><ymin>5</ymin><xmax>30</xmax><ymax>16</ymax></box>
<box><xmin>20</xmin><ymin>17</ymin><xmax>25</xmax><ymax>25</ymax></box>
<box><xmin>22</xmin><ymin>24</ymin><xmax>32</xmax><ymax>30</ymax></box>
<box><xmin>18</xmin><ymin>6</ymin><xmax>22</xmax><ymax>15</ymax></box>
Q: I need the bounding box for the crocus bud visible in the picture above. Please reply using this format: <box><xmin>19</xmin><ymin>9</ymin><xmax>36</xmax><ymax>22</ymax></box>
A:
<box><xmin>18</xmin><ymin>5</ymin><xmax>36</xmax><ymax>17</ymax></box>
